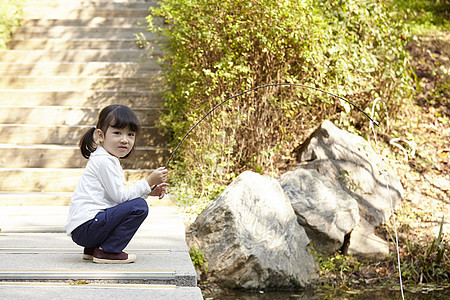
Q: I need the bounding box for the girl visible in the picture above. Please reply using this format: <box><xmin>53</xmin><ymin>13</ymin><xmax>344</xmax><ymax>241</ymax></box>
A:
<box><xmin>65</xmin><ymin>105</ymin><xmax>168</xmax><ymax>264</ymax></box>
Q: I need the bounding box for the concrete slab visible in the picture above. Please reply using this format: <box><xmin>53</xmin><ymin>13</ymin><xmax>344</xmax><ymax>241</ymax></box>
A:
<box><xmin>21</xmin><ymin>17</ymin><xmax>150</xmax><ymax>28</ymax></box>
<box><xmin>0</xmin><ymin>204</ymin><xmax>183</xmax><ymax>234</ymax></box>
<box><xmin>23</xmin><ymin>8</ymin><xmax>151</xmax><ymax>19</ymax></box>
<box><xmin>0</xmin><ymin>206</ymin><xmax>197</xmax><ymax>286</ymax></box>
<box><xmin>0</xmin><ymin>77</ymin><xmax>163</xmax><ymax>91</ymax></box>
<box><xmin>0</xmin><ymin>90</ymin><xmax>162</xmax><ymax>107</ymax></box>
<box><xmin>0</xmin><ymin>233</ymin><xmax>187</xmax><ymax>252</ymax></box>
<box><xmin>0</xmin><ymin>49</ymin><xmax>151</xmax><ymax>63</ymax></box>
<box><xmin>0</xmin><ymin>62</ymin><xmax>160</xmax><ymax>77</ymax></box>
<box><xmin>0</xmin><ymin>282</ymin><xmax>203</xmax><ymax>300</ymax></box>
<box><xmin>0</xmin><ymin>206</ymin><xmax>69</xmax><ymax>232</ymax></box>
<box><xmin>0</xmin><ymin>252</ymin><xmax>196</xmax><ymax>286</ymax></box>
<box><xmin>0</xmin><ymin>145</ymin><xmax>166</xmax><ymax>169</ymax></box>
<box><xmin>0</xmin><ymin>250</ymin><xmax>196</xmax><ymax>286</ymax></box>
<box><xmin>7</xmin><ymin>39</ymin><xmax>152</xmax><ymax>50</ymax></box>
<box><xmin>0</xmin><ymin>106</ymin><xmax>160</xmax><ymax>126</ymax></box>
<box><xmin>0</xmin><ymin>124</ymin><xmax>164</xmax><ymax>146</ymax></box>
<box><xmin>12</xmin><ymin>27</ymin><xmax>153</xmax><ymax>40</ymax></box>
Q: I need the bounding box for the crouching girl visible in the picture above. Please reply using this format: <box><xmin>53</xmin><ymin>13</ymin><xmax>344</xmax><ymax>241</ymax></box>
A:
<box><xmin>65</xmin><ymin>105</ymin><xmax>168</xmax><ymax>264</ymax></box>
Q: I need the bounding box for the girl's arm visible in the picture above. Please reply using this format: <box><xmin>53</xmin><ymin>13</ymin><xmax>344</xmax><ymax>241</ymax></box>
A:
<box><xmin>98</xmin><ymin>158</ymin><xmax>151</xmax><ymax>203</ymax></box>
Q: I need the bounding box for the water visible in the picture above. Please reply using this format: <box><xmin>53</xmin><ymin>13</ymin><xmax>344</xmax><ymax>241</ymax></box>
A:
<box><xmin>203</xmin><ymin>286</ymin><xmax>450</xmax><ymax>299</ymax></box>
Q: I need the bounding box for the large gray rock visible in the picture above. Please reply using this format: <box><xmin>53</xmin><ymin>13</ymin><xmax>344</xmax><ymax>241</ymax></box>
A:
<box><xmin>187</xmin><ymin>171</ymin><xmax>318</xmax><ymax>290</ymax></box>
<box><xmin>349</xmin><ymin>219</ymin><xmax>389</xmax><ymax>257</ymax></box>
<box><xmin>294</xmin><ymin>120</ymin><xmax>404</xmax><ymax>227</ymax></box>
<box><xmin>294</xmin><ymin>120</ymin><xmax>403</xmax><ymax>257</ymax></box>
<box><xmin>278</xmin><ymin>168</ymin><xmax>360</xmax><ymax>257</ymax></box>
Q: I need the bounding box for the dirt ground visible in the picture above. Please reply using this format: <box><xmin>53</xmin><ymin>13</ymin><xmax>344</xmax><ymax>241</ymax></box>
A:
<box><xmin>392</xmin><ymin>31</ymin><xmax>449</xmax><ymax>243</ymax></box>
<box><xmin>329</xmin><ymin>30</ymin><xmax>450</xmax><ymax>293</ymax></box>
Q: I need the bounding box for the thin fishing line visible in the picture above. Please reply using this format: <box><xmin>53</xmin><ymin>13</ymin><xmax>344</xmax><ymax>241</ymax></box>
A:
<box><xmin>165</xmin><ymin>82</ymin><xmax>379</xmax><ymax>167</ymax></box>
<box><xmin>369</xmin><ymin>119</ymin><xmax>405</xmax><ymax>300</ymax></box>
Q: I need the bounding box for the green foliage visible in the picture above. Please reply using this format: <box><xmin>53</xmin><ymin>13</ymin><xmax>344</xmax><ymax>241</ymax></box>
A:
<box><xmin>168</xmin><ymin>160</ymin><xmax>226</xmax><ymax>212</ymax></box>
<box><xmin>388</xmin><ymin>0</ymin><xmax>450</xmax><ymax>33</ymax></box>
<box><xmin>144</xmin><ymin>0</ymin><xmax>413</xmax><ymax>204</ymax></box>
<box><xmin>189</xmin><ymin>246</ymin><xmax>208</xmax><ymax>274</ymax></box>
<box><xmin>0</xmin><ymin>0</ymin><xmax>23</xmax><ymax>49</ymax></box>
<box><xmin>315</xmin><ymin>251</ymin><xmax>363</xmax><ymax>289</ymax></box>
<box><xmin>400</xmin><ymin>216</ymin><xmax>449</xmax><ymax>284</ymax></box>
<box><xmin>338</xmin><ymin>169</ymin><xmax>361</xmax><ymax>192</ymax></box>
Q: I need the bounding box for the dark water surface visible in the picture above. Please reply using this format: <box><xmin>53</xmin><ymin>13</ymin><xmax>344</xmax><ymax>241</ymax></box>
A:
<box><xmin>203</xmin><ymin>287</ymin><xmax>450</xmax><ymax>299</ymax></box>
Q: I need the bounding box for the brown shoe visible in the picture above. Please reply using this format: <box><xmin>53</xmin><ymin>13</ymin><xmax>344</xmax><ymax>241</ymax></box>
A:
<box><xmin>93</xmin><ymin>248</ymin><xmax>137</xmax><ymax>264</ymax></box>
<box><xmin>83</xmin><ymin>247</ymin><xmax>95</xmax><ymax>260</ymax></box>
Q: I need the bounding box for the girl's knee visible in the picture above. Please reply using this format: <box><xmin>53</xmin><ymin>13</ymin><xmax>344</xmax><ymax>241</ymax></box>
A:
<box><xmin>132</xmin><ymin>197</ymin><xmax>149</xmax><ymax>216</ymax></box>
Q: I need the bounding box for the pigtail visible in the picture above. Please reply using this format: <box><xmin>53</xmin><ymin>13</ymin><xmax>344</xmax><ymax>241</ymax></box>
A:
<box><xmin>79</xmin><ymin>127</ymin><xmax>97</xmax><ymax>159</ymax></box>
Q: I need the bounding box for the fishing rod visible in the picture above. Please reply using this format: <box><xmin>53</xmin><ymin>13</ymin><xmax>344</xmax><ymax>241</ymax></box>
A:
<box><xmin>164</xmin><ymin>82</ymin><xmax>380</xmax><ymax>168</ymax></box>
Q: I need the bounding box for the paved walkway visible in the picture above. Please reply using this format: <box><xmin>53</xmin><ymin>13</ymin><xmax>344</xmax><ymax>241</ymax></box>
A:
<box><xmin>0</xmin><ymin>201</ymin><xmax>202</xmax><ymax>299</ymax></box>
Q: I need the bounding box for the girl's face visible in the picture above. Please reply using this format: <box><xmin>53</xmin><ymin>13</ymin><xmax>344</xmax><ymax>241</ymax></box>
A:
<box><xmin>98</xmin><ymin>126</ymin><xmax>136</xmax><ymax>158</ymax></box>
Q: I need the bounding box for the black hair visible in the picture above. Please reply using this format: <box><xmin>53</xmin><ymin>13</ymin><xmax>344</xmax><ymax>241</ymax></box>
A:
<box><xmin>79</xmin><ymin>105</ymin><xmax>141</xmax><ymax>159</ymax></box>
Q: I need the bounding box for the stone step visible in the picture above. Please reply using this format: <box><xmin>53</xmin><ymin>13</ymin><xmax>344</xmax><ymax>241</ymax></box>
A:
<box><xmin>23</xmin><ymin>8</ymin><xmax>151</xmax><ymax>19</ymax></box>
<box><xmin>0</xmin><ymin>205</ymin><xmax>185</xmax><ymax>243</ymax></box>
<box><xmin>0</xmin><ymin>76</ymin><xmax>162</xmax><ymax>91</ymax></box>
<box><xmin>0</xmin><ymin>168</ymin><xmax>151</xmax><ymax>192</ymax></box>
<box><xmin>0</xmin><ymin>206</ymin><xmax>70</xmax><ymax>231</ymax></box>
<box><xmin>12</xmin><ymin>27</ymin><xmax>153</xmax><ymax>40</ymax></box>
<box><xmin>24</xmin><ymin>0</ymin><xmax>152</xmax><ymax>3</ymax></box>
<box><xmin>0</xmin><ymin>192</ymin><xmax>175</xmax><ymax>207</ymax></box>
<box><xmin>23</xmin><ymin>1</ymin><xmax>157</xmax><ymax>10</ymax></box>
<box><xmin>21</xmin><ymin>17</ymin><xmax>149</xmax><ymax>28</ymax></box>
<box><xmin>0</xmin><ymin>62</ymin><xmax>159</xmax><ymax>77</ymax></box>
<box><xmin>0</xmin><ymin>283</ymin><xmax>203</xmax><ymax>300</ymax></box>
<box><xmin>0</xmin><ymin>191</ymin><xmax>175</xmax><ymax>207</ymax></box>
<box><xmin>0</xmin><ymin>90</ymin><xmax>162</xmax><ymax>107</ymax></box>
<box><xmin>21</xmin><ymin>0</ymin><xmax>156</xmax><ymax>19</ymax></box>
<box><xmin>0</xmin><ymin>192</ymin><xmax>73</xmax><ymax>206</ymax></box>
<box><xmin>0</xmin><ymin>193</ymin><xmax>175</xmax><ymax>207</ymax></box>
<box><xmin>0</xmin><ymin>144</ymin><xmax>168</xmax><ymax>169</ymax></box>
<box><xmin>0</xmin><ymin>251</ymin><xmax>194</xmax><ymax>284</ymax></box>
<box><xmin>0</xmin><ymin>106</ymin><xmax>162</xmax><ymax>126</ymax></box>
<box><xmin>7</xmin><ymin>39</ymin><xmax>153</xmax><ymax>50</ymax></box>
<box><xmin>0</xmin><ymin>268</ymin><xmax>179</xmax><ymax>283</ymax></box>
<box><xmin>0</xmin><ymin>124</ymin><xmax>165</xmax><ymax>146</ymax></box>
<box><xmin>0</xmin><ymin>49</ymin><xmax>153</xmax><ymax>63</ymax></box>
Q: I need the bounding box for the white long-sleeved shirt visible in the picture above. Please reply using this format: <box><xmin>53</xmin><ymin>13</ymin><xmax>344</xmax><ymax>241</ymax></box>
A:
<box><xmin>65</xmin><ymin>146</ymin><xmax>151</xmax><ymax>235</ymax></box>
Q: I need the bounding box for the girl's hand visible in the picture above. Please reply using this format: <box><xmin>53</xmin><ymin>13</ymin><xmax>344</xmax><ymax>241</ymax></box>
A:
<box><xmin>149</xmin><ymin>183</ymin><xmax>169</xmax><ymax>199</ymax></box>
<box><xmin>146</xmin><ymin>167</ymin><xmax>168</xmax><ymax>186</ymax></box>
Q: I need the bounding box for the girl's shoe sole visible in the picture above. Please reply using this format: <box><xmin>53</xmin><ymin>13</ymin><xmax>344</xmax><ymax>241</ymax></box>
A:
<box><xmin>93</xmin><ymin>253</ymin><xmax>137</xmax><ymax>264</ymax></box>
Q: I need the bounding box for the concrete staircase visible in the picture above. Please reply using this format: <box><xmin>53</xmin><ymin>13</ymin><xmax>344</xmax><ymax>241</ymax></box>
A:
<box><xmin>0</xmin><ymin>0</ymin><xmax>202</xmax><ymax>298</ymax></box>
<box><xmin>0</xmin><ymin>0</ymin><xmax>168</xmax><ymax>206</ymax></box>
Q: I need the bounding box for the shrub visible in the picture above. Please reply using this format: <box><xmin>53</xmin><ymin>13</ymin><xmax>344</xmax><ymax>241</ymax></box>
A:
<box><xmin>0</xmin><ymin>0</ymin><xmax>23</xmax><ymax>49</ymax></box>
<box><xmin>144</xmin><ymin>0</ymin><xmax>413</xmax><ymax>204</ymax></box>
<box><xmin>388</xmin><ymin>0</ymin><xmax>450</xmax><ymax>33</ymax></box>
<box><xmin>189</xmin><ymin>246</ymin><xmax>208</xmax><ymax>274</ymax></box>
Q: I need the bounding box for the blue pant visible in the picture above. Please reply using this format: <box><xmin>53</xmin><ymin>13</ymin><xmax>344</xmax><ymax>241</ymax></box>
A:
<box><xmin>71</xmin><ymin>198</ymin><xmax>149</xmax><ymax>253</ymax></box>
